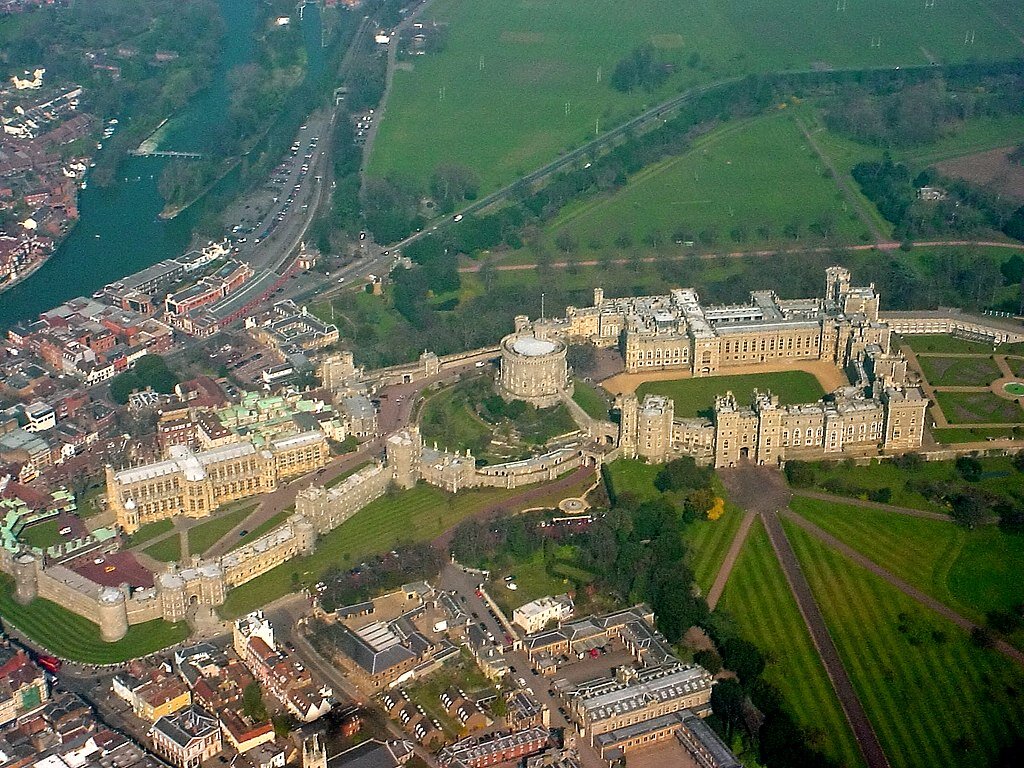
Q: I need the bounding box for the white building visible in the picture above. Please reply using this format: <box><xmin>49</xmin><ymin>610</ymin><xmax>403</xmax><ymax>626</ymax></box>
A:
<box><xmin>513</xmin><ymin>595</ymin><xmax>574</xmax><ymax>634</ymax></box>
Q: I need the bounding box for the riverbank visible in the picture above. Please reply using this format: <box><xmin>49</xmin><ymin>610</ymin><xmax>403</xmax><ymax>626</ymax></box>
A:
<box><xmin>134</xmin><ymin>118</ymin><xmax>170</xmax><ymax>155</ymax></box>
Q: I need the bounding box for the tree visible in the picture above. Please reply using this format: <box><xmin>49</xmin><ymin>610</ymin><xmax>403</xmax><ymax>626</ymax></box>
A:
<box><xmin>784</xmin><ymin>460</ymin><xmax>816</xmax><ymax>488</ymax></box>
<box><xmin>694</xmin><ymin>648</ymin><xmax>723</xmax><ymax>675</ymax></box>
<box><xmin>950</xmin><ymin>489</ymin><xmax>988</xmax><ymax>529</ymax></box>
<box><xmin>243</xmin><ymin>682</ymin><xmax>267</xmax><ymax>722</ymax></box>
<box><xmin>955</xmin><ymin>455</ymin><xmax>983</xmax><ymax>482</ymax></box>
<box><xmin>721</xmin><ymin>636</ymin><xmax>765</xmax><ymax>686</ymax></box>
<box><xmin>654</xmin><ymin>457</ymin><xmax>711</xmax><ymax>493</ymax></box>
<box><xmin>710</xmin><ymin>678</ymin><xmax>745</xmax><ymax>742</ymax></box>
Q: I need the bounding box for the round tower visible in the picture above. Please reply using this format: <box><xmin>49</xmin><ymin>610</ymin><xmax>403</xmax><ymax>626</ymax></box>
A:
<box><xmin>97</xmin><ymin>587</ymin><xmax>129</xmax><ymax>642</ymax></box>
<box><xmin>293</xmin><ymin>514</ymin><xmax>317</xmax><ymax>555</ymax></box>
<box><xmin>12</xmin><ymin>552</ymin><xmax>38</xmax><ymax>606</ymax></box>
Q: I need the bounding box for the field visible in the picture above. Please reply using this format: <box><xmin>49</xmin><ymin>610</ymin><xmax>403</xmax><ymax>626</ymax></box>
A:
<box><xmin>144</xmin><ymin>534</ymin><xmax>182</xmax><ymax>563</ymax></box>
<box><xmin>721</xmin><ymin>519</ymin><xmax>864</xmax><ymax>768</ymax></box>
<box><xmin>916</xmin><ymin>355</ymin><xmax>1002</xmax><ymax>387</ymax></box>
<box><xmin>784</xmin><ymin>521</ymin><xmax>1024</xmax><ymax>768</ymax></box>
<box><xmin>546</xmin><ymin>113</ymin><xmax>870</xmax><ymax>251</ymax></box>
<box><xmin>636</xmin><ymin>371</ymin><xmax>824</xmax><ymax>418</ymax></box>
<box><xmin>901</xmin><ymin>335</ymin><xmax>1010</xmax><ymax>355</ymax></box>
<box><xmin>936</xmin><ymin>147</ymin><xmax>1024</xmax><ymax>203</ymax></box>
<box><xmin>932</xmin><ymin>426</ymin><xmax>1022</xmax><ymax>444</ymax></box>
<box><xmin>487</xmin><ymin>547</ymin><xmax>585</xmax><ymax>616</ymax></box>
<box><xmin>790</xmin><ymin>496</ymin><xmax>1024</xmax><ymax>645</ymax></box>
<box><xmin>371</xmin><ymin>0</ymin><xmax>1023</xmax><ymax>196</ymax></box>
<box><xmin>17</xmin><ymin>520</ymin><xmax>62</xmax><ymax>550</ymax></box>
<box><xmin>125</xmin><ymin>519</ymin><xmax>174</xmax><ymax>548</ymax></box>
<box><xmin>602</xmin><ymin>459</ymin><xmax>663</xmax><ymax>504</ymax></box>
<box><xmin>187</xmin><ymin>505</ymin><xmax>255</xmax><ymax>556</ymax></box>
<box><xmin>571</xmin><ymin>379</ymin><xmax>610</xmax><ymax>420</ymax></box>
<box><xmin>684</xmin><ymin>496</ymin><xmax>744</xmax><ymax>597</ymax></box>
<box><xmin>934</xmin><ymin>390</ymin><xmax>1022</xmax><ymax>424</ymax></box>
<box><xmin>796</xmin><ymin>455</ymin><xmax>1024</xmax><ymax>511</ymax></box>
<box><xmin>0</xmin><ymin>576</ymin><xmax>188</xmax><ymax>663</ymax></box>
<box><xmin>218</xmin><ymin>476</ymin><xmax>588</xmax><ymax>618</ymax></box>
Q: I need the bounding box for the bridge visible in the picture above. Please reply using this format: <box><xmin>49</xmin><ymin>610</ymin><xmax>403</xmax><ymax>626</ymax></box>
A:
<box><xmin>129</xmin><ymin>149</ymin><xmax>203</xmax><ymax>159</ymax></box>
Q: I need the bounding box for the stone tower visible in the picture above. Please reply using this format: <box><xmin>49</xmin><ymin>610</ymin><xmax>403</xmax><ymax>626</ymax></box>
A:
<box><xmin>97</xmin><ymin>587</ymin><xmax>129</xmax><ymax>642</ymax></box>
<box><xmin>753</xmin><ymin>390</ymin><xmax>783</xmax><ymax>466</ymax></box>
<box><xmin>302</xmin><ymin>735</ymin><xmax>327</xmax><ymax>768</ymax></box>
<box><xmin>825</xmin><ymin>265</ymin><xmax>851</xmax><ymax>304</ymax></box>
<box><xmin>12</xmin><ymin>552</ymin><xmax>38</xmax><ymax>606</ymax></box>
<box><xmin>387</xmin><ymin>427</ymin><xmax>422</xmax><ymax>489</ymax></box>
<box><xmin>616</xmin><ymin>393</ymin><xmax>639</xmax><ymax>459</ymax></box>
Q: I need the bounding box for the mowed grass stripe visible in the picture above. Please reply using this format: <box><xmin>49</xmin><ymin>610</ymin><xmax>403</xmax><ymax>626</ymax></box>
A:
<box><xmin>686</xmin><ymin>501</ymin><xmax>744</xmax><ymax>597</ymax></box>
<box><xmin>721</xmin><ymin>519</ymin><xmax>864</xmax><ymax>768</ymax></box>
<box><xmin>784</xmin><ymin>520</ymin><xmax>1024</xmax><ymax>768</ymax></box>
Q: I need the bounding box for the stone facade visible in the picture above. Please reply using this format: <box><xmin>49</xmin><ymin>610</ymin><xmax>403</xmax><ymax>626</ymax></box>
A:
<box><xmin>497</xmin><ymin>318</ymin><xmax>572</xmax><ymax>407</ymax></box>
<box><xmin>107</xmin><ymin>432</ymin><xmax>329</xmax><ymax>533</ymax></box>
<box><xmin>564</xmin><ymin>267</ymin><xmax>890</xmax><ymax>377</ymax></box>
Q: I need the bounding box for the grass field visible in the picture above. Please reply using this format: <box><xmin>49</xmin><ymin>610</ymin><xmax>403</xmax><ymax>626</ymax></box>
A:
<box><xmin>144</xmin><ymin>534</ymin><xmax>182</xmax><ymax>563</ymax></box>
<box><xmin>784</xmin><ymin>521</ymin><xmax>1024</xmax><ymax>768</ymax></box>
<box><xmin>546</xmin><ymin>113</ymin><xmax>870</xmax><ymax>251</ymax></box>
<box><xmin>602</xmin><ymin>459</ymin><xmax>663</xmax><ymax>504</ymax></box>
<box><xmin>721</xmin><ymin>519</ymin><xmax>865</xmax><ymax>768</ymax></box>
<box><xmin>125</xmin><ymin>519</ymin><xmax>174</xmax><ymax>548</ymax></box>
<box><xmin>931</xmin><ymin>426</ymin><xmax>1022</xmax><ymax>444</ymax></box>
<box><xmin>187</xmin><ymin>505</ymin><xmax>255</xmax><ymax>556</ymax></box>
<box><xmin>218</xmin><ymin>476</ymin><xmax>588</xmax><ymax>618</ymax></box>
<box><xmin>800</xmin><ymin>455</ymin><xmax>1024</xmax><ymax>512</ymax></box>
<box><xmin>0</xmin><ymin>576</ymin><xmax>188</xmax><ymax>663</ymax></box>
<box><xmin>371</xmin><ymin>0</ymin><xmax>1022</xmax><ymax>197</ymax></box>
<box><xmin>571</xmin><ymin>379</ymin><xmax>610</xmax><ymax>420</ymax></box>
<box><xmin>488</xmin><ymin>547</ymin><xmax>582</xmax><ymax>616</ymax></box>
<box><xmin>17</xmin><ymin>520</ymin><xmax>62</xmax><ymax>550</ymax></box>
<box><xmin>902</xmin><ymin>335</ymin><xmax>1008</xmax><ymax>355</ymax></box>
<box><xmin>790</xmin><ymin>495</ymin><xmax>1024</xmax><ymax>645</ymax></box>
<box><xmin>637</xmin><ymin>371</ymin><xmax>824</xmax><ymax>418</ymax></box>
<box><xmin>934</xmin><ymin>390</ymin><xmax>1023</xmax><ymax>424</ymax></box>
<box><xmin>684</xmin><ymin>496</ymin><xmax>744</xmax><ymax>597</ymax></box>
<box><xmin>916</xmin><ymin>355</ymin><xmax>1002</xmax><ymax>387</ymax></box>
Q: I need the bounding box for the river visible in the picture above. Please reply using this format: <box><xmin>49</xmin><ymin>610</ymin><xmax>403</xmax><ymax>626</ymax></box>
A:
<box><xmin>0</xmin><ymin>0</ymin><xmax>326</xmax><ymax>329</ymax></box>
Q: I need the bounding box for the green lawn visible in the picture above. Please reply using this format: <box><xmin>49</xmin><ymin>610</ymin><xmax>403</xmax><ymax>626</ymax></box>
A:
<box><xmin>571</xmin><ymin>379</ymin><xmax>610</xmax><ymax>420</ymax></box>
<box><xmin>144</xmin><ymin>534</ymin><xmax>182</xmax><ymax>563</ymax></box>
<box><xmin>684</xmin><ymin>496</ymin><xmax>744</xmax><ymax>597</ymax></box>
<box><xmin>931</xmin><ymin>426</ymin><xmax>1023</xmax><ymax>444</ymax></box>
<box><xmin>916</xmin><ymin>355</ymin><xmax>1002</xmax><ymax>387</ymax></box>
<box><xmin>902</xmin><ymin>335</ymin><xmax>1005</xmax><ymax>355</ymax></box>
<box><xmin>721</xmin><ymin>519</ymin><xmax>864</xmax><ymax>768</ymax></box>
<box><xmin>547</xmin><ymin>112</ymin><xmax>869</xmax><ymax>251</ymax></box>
<box><xmin>126</xmin><ymin>519</ymin><xmax>174</xmax><ymax>548</ymax></box>
<box><xmin>602</xmin><ymin>459</ymin><xmax>663</xmax><ymax>504</ymax></box>
<box><xmin>798</xmin><ymin>455</ymin><xmax>1024</xmax><ymax>512</ymax></box>
<box><xmin>637</xmin><ymin>371</ymin><xmax>825</xmax><ymax>418</ymax></box>
<box><xmin>784</xmin><ymin>521</ymin><xmax>1024</xmax><ymax>768</ymax></box>
<box><xmin>790</xmin><ymin>495</ymin><xmax>1024</xmax><ymax>647</ymax></box>
<box><xmin>488</xmin><ymin>547</ymin><xmax>581</xmax><ymax>616</ymax></box>
<box><xmin>404</xmin><ymin>650</ymin><xmax>493</xmax><ymax>736</ymax></box>
<box><xmin>934</xmin><ymin>390</ymin><xmax>1023</xmax><ymax>424</ymax></box>
<box><xmin>0</xmin><ymin>576</ymin><xmax>188</xmax><ymax>663</ymax></box>
<box><xmin>17</xmin><ymin>520</ymin><xmax>62</xmax><ymax>550</ymax></box>
<box><xmin>371</xmin><ymin>0</ymin><xmax>1021</xmax><ymax>198</ymax></box>
<box><xmin>187</xmin><ymin>505</ymin><xmax>256</xmax><ymax>556</ymax></box>
<box><xmin>219</xmin><ymin>479</ymin><xmax>581</xmax><ymax>619</ymax></box>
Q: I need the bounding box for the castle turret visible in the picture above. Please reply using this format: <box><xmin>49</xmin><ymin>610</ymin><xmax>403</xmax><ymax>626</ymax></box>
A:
<box><xmin>12</xmin><ymin>552</ymin><xmax>38</xmax><ymax>606</ymax></box>
<box><xmin>387</xmin><ymin>427</ymin><xmax>422</xmax><ymax>489</ymax></box>
<box><xmin>97</xmin><ymin>587</ymin><xmax>129</xmax><ymax>642</ymax></box>
<box><xmin>616</xmin><ymin>394</ymin><xmax>639</xmax><ymax>459</ymax></box>
<box><xmin>593</xmin><ymin>287</ymin><xmax>604</xmax><ymax>306</ymax></box>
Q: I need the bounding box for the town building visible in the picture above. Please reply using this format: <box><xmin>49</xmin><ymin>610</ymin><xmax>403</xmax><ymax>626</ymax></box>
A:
<box><xmin>301</xmin><ymin>736</ymin><xmax>414</xmax><ymax>768</ymax></box>
<box><xmin>150</xmin><ymin>706</ymin><xmax>222</xmax><ymax>768</ymax></box>
<box><xmin>437</xmin><ymin>728</ymin><xmax>550</xmax><ymax>768</ymax></box>
<box><xmin>512</xmin><ymin>595</ymin><xmax>574</xmax><ymax>635</ymax></box>
<box><xmin>0</xmin><ymin>646</ymin><xmax>48</xmax><ymax>726</ymax></box>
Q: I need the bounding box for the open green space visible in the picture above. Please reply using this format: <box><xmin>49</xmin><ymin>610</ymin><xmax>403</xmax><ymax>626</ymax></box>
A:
<box><xmin>488</xmin><ymin>547</ymin><xmax>586</xmax><ymax>617</ymax></box>
<box><xmin>0</xmin><ymin>576</ymin><xmax>188</xmax><ymax>663</ymax></box>
<box><xmin>420</xmin><ymin>376</ymin><xmax>578</xmax><ymax>462</ymax></box>
<box><xmin>790</xmin><ymin>495</ymin><xmax>1024</xmax><ymax>648</ymax></box>
<box><xmin>1008</xmin><ymin>358</ymin><xmax>1024</xmax><ymax>379</ymax></box>
<box><xmin>1005</xmin><ymin>382</ymin><xmax>1024</xmax><ymax>396</ymax></box>
<box><xmin>784</xmin><ymin>521</ymin><xmax>1024</xmax><ymax>768</ymax></box>
<box><xmin>932</xmin><ymin>426</ymin><xmax>1023</xmax><ymax>444</ymax></box>
<box><xmin>125</xmin><ymin>519</ymin><xmax>174</xmax><ymax>548</ymax></box>
<box><xmin>684</xmin><ymin>496</ymin><xmax>744</xmax><ymax>598</ymax></box>
<box><xmin>372</xmin><ymin>0</ymin><xmax>1022</xmax><ymax>197</ymax></box>
<box><xmin>797</xmin><ymin>455</ymin><xmax>1024</xmax><ymax>511</ymax></box>
<box><xmin>571</xmin><ymin>379</ymin><xmax>610</xmax><ymax>420</ymax></box>
<box><xmin>144</xmin><ymin>534</ymin><xmax>182</xmax><ymax>564</ymax></box>
<box><xmin>637</xmin><ymin>371</ymin><xmax>825</xmax><ymax>418</ymax></box>
<box><xmin>219</xmin><ymin>477</ymin><xmax>587</xmax><ymax>619</ymax></box>
<box><xmin>547</xmin><ymin>112</ymin><xmax>869</xmax><ymax>251</ymax></box>
<box><xmin>902</xmin><ymin>335</ymin><xmax>1009</xmax><ymax>355</ymax></box>
<box><xmin>602</xmin><ymin>459</ymin><xmax>663</xmax><ymax>504</ymax></box>
<box><xmin>934</xmin><ymin>390</ymin><xmax>1023</xmax><ymax>424</ymax></box>
<box><xmin>17</xmin><ymin>520</ymin><xmax>62</xmax><ymax>550</ymax></box>
<box><xmin>916</xmin><ymin>355</ymin><xmax>1002</xmax><ymax>387</ymax></box>
<box><xmin>187</xmin><ymin>505</ymin><xmax>256</xmax><ymax>556</ymax></box>
<box><xmin>722</xmin><ymin>519</ymin><xmax>864</xmax><ymax>768</ymax></box>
